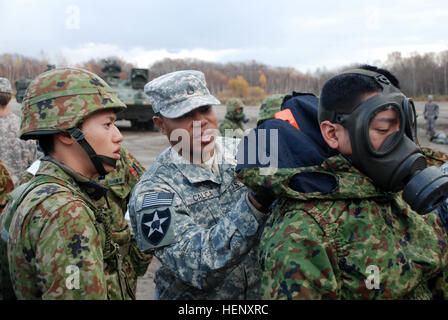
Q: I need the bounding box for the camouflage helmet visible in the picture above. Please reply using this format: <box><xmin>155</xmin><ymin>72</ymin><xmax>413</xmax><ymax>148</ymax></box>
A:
<box><xmin>257</xmin><ymin>93</ymin><xmax>285</xmax><ymax>126</ymax></box>
<box><xmin>20</xmin><ymin>67</ymin><xmax>126</xmax><ymax>140</ymax></box>
<box><xmin>226</xmin><ymin>98</ymin><xmax>244</xmax><ymax>113</ymax></box>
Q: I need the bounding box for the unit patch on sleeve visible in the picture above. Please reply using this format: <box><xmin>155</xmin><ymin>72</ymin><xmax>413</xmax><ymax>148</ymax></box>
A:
<box><xmin>141</xmin><ymin>208</ymin><xmax>172</xmax><ymax>246</ymax></box>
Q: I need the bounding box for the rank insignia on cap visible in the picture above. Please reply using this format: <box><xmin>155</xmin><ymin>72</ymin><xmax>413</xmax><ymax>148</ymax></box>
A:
<box><xmin>141</xmin><ymin>208</ymin><xmax>171</xmax><ymax>246</ymax></box>
<box><xmin>142</xmin><ymin>192</ymin><xmax>174</xmax><ymax>208</ymax></box>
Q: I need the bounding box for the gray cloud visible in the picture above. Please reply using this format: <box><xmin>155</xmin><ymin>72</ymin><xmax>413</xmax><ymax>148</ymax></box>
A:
<box><xmin>2</xmin><ymin>0</ymin><xmax>448</xmax><ymax>72</ymax></box>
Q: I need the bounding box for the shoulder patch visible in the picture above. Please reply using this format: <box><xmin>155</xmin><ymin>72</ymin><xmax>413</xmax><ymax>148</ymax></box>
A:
<box><xmin>142</xmin><ymin>192</ymin><xmax>174</xmax><ymax>208</ymax></box>
<box><xmin>141</xmin><ymin>207</ymin><xmax>172</xmax><ymax>246</ymax></box>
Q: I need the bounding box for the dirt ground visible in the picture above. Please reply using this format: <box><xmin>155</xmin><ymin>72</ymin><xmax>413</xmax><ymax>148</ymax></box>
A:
<box><xmin>9</xmin><ymin>99</ymin><xmax>448</xmax><ymax>299</ymax></box>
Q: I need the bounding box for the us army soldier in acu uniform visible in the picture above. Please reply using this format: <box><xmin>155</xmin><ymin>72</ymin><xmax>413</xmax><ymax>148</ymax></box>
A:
<box><xmin>0</xmin><ymin>77</ymin><xmax>42</xmax><ymax>185</ymax></box>
<box><xmin>0</xmin><ymin>68</ymin><xmax>144</xmax><ymax>299</ymax></box>
<box><xmin>238</xmin><ymin>66</ymin><xmax>448</xmax><ymax>299</ymax></box>
<box><xmin>128</xmin><ymin>70</ymin><xmax>272</xmax><ymax>299</ymax></box>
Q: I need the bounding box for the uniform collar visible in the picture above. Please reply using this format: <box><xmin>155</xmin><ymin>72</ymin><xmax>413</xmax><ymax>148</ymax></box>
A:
<box><xmin>37</xmin><ymin>156</ymin><xmax>109</xmax><ymax>201</ymax></box>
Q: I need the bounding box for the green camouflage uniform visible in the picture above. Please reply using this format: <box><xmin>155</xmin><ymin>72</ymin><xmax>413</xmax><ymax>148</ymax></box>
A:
<box><xmin>4</xmin><ymin>158</ymin><xmax>136</xmax><ymax>299</ymax></box>
<box><xmin>256</xmin><ymin>94</ymin><xmax>284</xmax><ymax>126</ymax></box>
<box><xmin>0</xmin><ymin>67</ymin><xmax>148</xmax><ymax>300</ymax></box>
<box><xmin>93</xmin><ymin>147</ymin><xmax>152</xmax><ymax>294</ymax></box>
<box><xmin>238</xmin><ymin>154</ymin><xmax>448</xmax><ymax>299</ymax></box>
<box><xmin>15</xmin><ymin>147</ymin><xmax>152</xmax><ymax>298</ymax></box>
<box><xmin>219</xmin><ymin>98</ymin><xmax>246</xmax><ymax>138</ymax></box>
<box><xmin>421</xmin><ymin>146</ymin><xmax>448</xmax><ymax>167</ymax></box>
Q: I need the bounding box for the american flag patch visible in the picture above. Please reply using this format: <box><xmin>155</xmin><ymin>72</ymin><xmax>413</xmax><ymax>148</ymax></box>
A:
<box><xmin>142</xmin><ymin>192</ymin><xmax>174</xmax><ymax>208</ymax></box>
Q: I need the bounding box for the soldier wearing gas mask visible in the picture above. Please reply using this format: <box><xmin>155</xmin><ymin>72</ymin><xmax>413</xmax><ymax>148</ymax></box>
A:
<box><xmin>238</xmin><ymin>65</ymin><xmax>448</xmax><ymax>299</ymax></box>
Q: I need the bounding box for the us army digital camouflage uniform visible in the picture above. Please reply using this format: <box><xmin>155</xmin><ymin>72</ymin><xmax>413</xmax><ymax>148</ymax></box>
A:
<box><xmin>0</xmin><ymin>160</ymin><xmax>13</xmax><ymax>215</ymax></box>
<box><xmin>129</xmin><ymin>136</ymin><xmax>266</xmax><ymax>299</ymax></box>
<box><xmin>238</xmin><ymin>154</ymin><xmax>448</xmax><ymax>299</ymax></box>
<box><xmin>14</xmin><ymin>147</ymin><xmax>152</xmax><ymax>298</ymax></box>
<box><xmin>0</xmin><ymin>113</ymin><xmax>42</xmax><ymax>185</ymax></box>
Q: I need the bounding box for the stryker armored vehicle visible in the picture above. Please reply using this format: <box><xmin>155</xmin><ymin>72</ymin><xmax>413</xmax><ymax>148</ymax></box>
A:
<box><xmin>101</xmin><ymin>60</ymin><xmax>156</xmax><ymax>131</ymax></box>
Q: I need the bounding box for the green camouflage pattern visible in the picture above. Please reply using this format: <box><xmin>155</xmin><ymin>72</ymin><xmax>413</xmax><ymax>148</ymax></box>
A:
<box><xmin>226</xmin><ymin>98</ymin><xmax>244</xmax><ymax>113</ymax></box>
<box><xmin>237</xmin><ymin>154</ymin><xmax>448</xmax><ymax>299</ymax></box>
<box><xmin>219</xmin><ymin>118</ymin><xmax>245</xmax><ymax>138</ymax></box>
<box><xmin>2</xmin><ymin>158</ymin><xmax>140</xmax><ymax>299</ymax></box>
<box><xmin>219</xmin><ymin>99</ymin><xmax>246</xmax><ymax>138</ymax></box>
<box><xmin>92</xmin><ymin>147</ymin><xmax>152</xmax><ymax>291</ymax></box>
<box><xmin>144</xmin><ymin>70</ymin><xmax>220</xmax><ymax>119</ymax></box>
<box><xmin>421</xmin><ymin>146</ymin><xmax>448</xmax><ymax>167</ymax></box>
<box><xmin>20</xmin><ymin>67</ymin><xmax>126</xmax><ymax>139</ymax></box>
<box><xmin>257</xmin><ymin>93</ymin><xmax>284</xmax><ymax>126</ymax></box>
<box><xmin>224</xmin><ymin>98</ymin><xmax>245</xmax><ymax>121</ymax></box>
<box><xmin>0</xmin><ymin>160</ymin><xmax>13</xmax><ymax>215</ymax></box>
<box><xmin>15</xmin><ymin>147</ymin><xmax>152</xmax><ymax>297</ymax></box>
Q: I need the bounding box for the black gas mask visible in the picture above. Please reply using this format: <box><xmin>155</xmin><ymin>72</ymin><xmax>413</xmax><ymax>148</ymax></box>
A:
<box><xmin>320</xmin><ymin>69</ymin><xmax>448</xmax><ymax>215</ymax></box>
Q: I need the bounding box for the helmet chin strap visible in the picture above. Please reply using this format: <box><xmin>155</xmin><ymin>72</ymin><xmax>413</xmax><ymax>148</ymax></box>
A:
<box><xmin>68</xmin><ymin>128</ymin><xmax>117</xmax><ymax>177</ymax></box>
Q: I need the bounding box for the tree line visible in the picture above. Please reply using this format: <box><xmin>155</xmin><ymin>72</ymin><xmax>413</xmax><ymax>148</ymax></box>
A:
<box><xmin>1</xmin><ymin>50</ymin><xmax>448</xmax><ymax>104</ymax></box>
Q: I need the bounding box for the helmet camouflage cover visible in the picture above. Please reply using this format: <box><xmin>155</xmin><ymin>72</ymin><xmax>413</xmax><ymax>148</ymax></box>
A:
<box><xmin>20</xmin><ymin>67</ymin><xmax>126</xmax><ymax>140</ymax></box>
<box><xmin>226</xmin><ymin>98</ymin><xmax>244</xmax><ymax>113</ymax></box>
<box><xmin>257</xmin><ymin>93</ymin><xmax>284</xmax><ymax>126</ymax></box>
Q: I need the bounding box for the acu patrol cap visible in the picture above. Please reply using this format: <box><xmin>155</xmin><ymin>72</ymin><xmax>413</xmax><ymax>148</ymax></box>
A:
<box><xmin>144</xmin><ymin>70</ymin><xmax>220</xmax><ymax>119</ymax></box>
<box><xmin>0</xmin><ymin>77</ymin><xmax>12</xmax><ymax>94</ymax></box>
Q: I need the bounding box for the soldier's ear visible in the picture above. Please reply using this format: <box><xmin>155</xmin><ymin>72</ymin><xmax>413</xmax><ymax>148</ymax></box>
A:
<box><xmin>320</xmin><ymin>120</ymin><xmax>341</xmax><ymax>150</ymax></box>
<box><xmin>153</xmin><ymin>116</ymin><xmax>167</xmax><ymax>136</ymax></box>
<box><xmin>54</xmin><ymin>132</ymin><xmax>75</xmax><ymax>146</ymax></box>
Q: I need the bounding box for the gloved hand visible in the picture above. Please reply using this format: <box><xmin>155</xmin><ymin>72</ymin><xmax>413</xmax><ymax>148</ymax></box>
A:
<box><xmin>248</xmin><ymin>189</ymin><xmax>276</xmax><ymax>212</ymax></box>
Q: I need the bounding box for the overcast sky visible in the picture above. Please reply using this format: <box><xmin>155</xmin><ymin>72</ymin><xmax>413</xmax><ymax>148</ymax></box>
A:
<box><xmin>1</xmin><ymin>0</ymin><xmax>448</xmax><ymax>73</ymax></box>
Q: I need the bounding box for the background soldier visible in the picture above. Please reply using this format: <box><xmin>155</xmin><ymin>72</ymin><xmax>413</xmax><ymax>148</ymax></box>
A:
<box><xmin>256</xmin><ymin>93</ymin><xmax>284</xmax><ymax>126</ymax></box>
<box><xmin>424</xmin><ymin>94</ymin><xmax>439</xmax><ymax>138</ymax></box>
<box><xmin>129</xmin><ymin>70</ymin><xmax>271</xmax><ymax>299</ymax></box>
<box><xmin>0</xmin><ymin>67</ymin><xmax>148</xmax><ymax>299</ymax></box>
<box><xmin>0</xmin><ymin>77</ymin><xmax>42</xmax><ymax>185</ymax></box>
<box><xmin>237</xmin><ymin>65</ymin><xmax>448</xmax><ymax>299</ymax></box>
<box><xmin>219</xmin><ymin>98</ymin><xmax>249</xmax><ymax>138</ymax></box>
<box><xmin>0</xmin><ymin>160</ymin><xmax>13</xmax><ymax>215</ymax></box>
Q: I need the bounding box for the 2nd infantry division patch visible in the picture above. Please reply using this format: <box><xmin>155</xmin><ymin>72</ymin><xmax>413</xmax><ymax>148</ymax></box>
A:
<box><xmin>141</xmin><ymin>208</ymin><xmax>171</xmax><ymax>246</ymax></box>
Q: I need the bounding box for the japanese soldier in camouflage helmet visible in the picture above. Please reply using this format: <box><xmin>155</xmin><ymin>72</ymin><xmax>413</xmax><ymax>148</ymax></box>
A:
<box><xmin>0</xmin><ymin>67</ymin><xmax>145</xmax><ymax>299</ymax></box>
<box><xmin>256</xmin><ymin>93</ymin><xmax>285</xmax><ymax>126</ymax></box>
<box><xmin>128</xmin><ymin>70</ymin><xmax>272</xmax><ymax>300</ymax></box>
<box><xmin>219</xmin><ymin>98</ymin><xmax>249</xmax><ymax>138</ymax></box>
